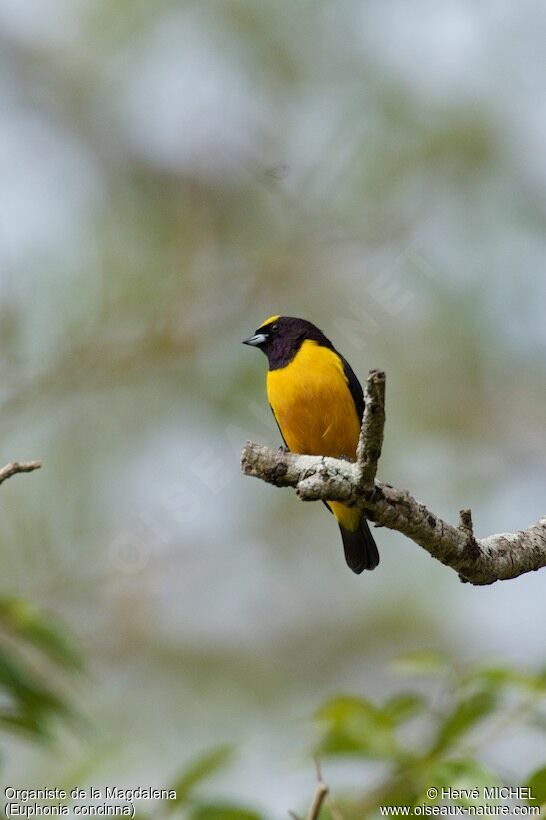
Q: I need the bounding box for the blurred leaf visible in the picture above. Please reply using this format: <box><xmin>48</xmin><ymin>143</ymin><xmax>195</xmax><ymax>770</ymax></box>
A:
<box><xmin>432</xmin><ymin>691</ymin><xmax>497</xmax><ymax>753</ymax></box>
<box><xmin>167</xmin><ymin>746</ymin><xmax>234</xmax><ymax>809</ymax></box>
<box><xmin>0</xmin><ymin>652</ymin><xmax>67</xmax><ymax>716</ymax></box>
<box><xmin>392</xmin><ymin>651</ymin><xmax>451</xmax><ymax>676</ymax></box>
<box><xmin>420</xmin><ymin>759</ymin><xmax>498</xmax><ymax>807</ymax></box>
<box><xmin>315</xmin><ymin>696</ymin><xmax>398</xmax><ymax>759</ymax></box>
<box><xmin>383</xmin><ymin>694</ymin><xmax>426</xmax><ymax>724</ymax></box>
<box><xmin>0</xmin><ymin>599</ymin><xmax>81</xmax><ymax>747</ymax></box>
<box><xmin>468</xmin><ymin>665</ymin><xmax>546</xmax><ymax>696</ymax></box>
<box><xmin>0</xmin><ymin>597</ymin><xmax>82</xmax><ymax>671</ymax></box>
<box><xmin>369</xmin><ymin>780</ymin><xmax>422</xmax><ymax>814</ymax></box>
<box><xmin>0</xmin><ymin>710</ymin><xmax>51</xmax><ymax>740</ymax></box>
<box><xmin>527</xmin><ymin>767</ymin><xmax>546</xmax><ymax>805</ymax></box>
<box><xmin>190</xmin><ymin>805</ymin><xmax>262</xmax><ymax>820</ymax></box>
<box><xmin>0</xmin><ymin>647</ymin><xmax>73</xmax><ymax>745</ymax></box>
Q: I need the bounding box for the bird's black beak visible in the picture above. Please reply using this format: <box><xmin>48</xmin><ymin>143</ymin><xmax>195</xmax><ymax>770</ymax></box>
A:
<box><xmin>242</xmin><ymin>332</ymin><xmax>268</xmax><ymax>347</ymax></box>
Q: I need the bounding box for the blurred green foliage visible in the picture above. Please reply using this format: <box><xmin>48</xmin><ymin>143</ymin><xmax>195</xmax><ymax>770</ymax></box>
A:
<box><xmin>312</xmin><ymin>652</ymin><xmax>546</xmax><ymax>818</ymax></box>
<box><xmin>0</xmin><ymin>596</ymin><xmax>81</xmax><ymax>748</ymax></box>
<box><xmin>1</xmin><ymin>592</ymin><xmax>545</xmax><ymax>816</ymax></box>
<box><xmin>124</xmin><ymin>746</ymin><xmax>262</xmax><ymax>820</ymax></box>
<box><xmin>112</xmin><ymin>652</ymin><xmax>546</xmax><ymax>818</ymax></box>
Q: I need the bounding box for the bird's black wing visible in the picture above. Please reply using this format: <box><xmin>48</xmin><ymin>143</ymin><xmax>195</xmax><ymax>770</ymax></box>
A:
<box><xmin>269</xmin><ymin>404</ymin><xmax>289</xmax><ymax>449</ymax></box>
<box><xmin>336</xmin><ymin>352</ymin><xmax>380</xmax><ymax>571</ymax></box>
<box><xmin>321</xmin><ymin>351</ymin><xmax>364</xmax><ymax>519</ymax></box>
<box><xmin>338</xmin><ymin>353</ymin><xmax>365</xmax><ymax>422</ymax></box>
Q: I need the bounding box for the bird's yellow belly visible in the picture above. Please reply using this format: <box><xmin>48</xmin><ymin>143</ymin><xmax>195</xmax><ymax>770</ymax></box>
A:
<box><xmin>266</xmin><ymin>340</ymin><xmax>361</xmax><ymax>459</ymax></box>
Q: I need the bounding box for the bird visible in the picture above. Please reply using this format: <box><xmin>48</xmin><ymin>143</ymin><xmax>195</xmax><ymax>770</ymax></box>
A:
<box><xmin>243</xmin><ymin>315</ymin><xmax>379</xmax><ymax>574</ymax></box>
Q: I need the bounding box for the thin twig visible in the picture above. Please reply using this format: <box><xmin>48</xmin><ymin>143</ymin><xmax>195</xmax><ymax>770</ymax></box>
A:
<box><xmin>289</xmin><ymin>758</ymin><xmax>330</xmax><ymax>820</ymax></box>
<box><xmin>326</xmin><ymin>795</ymin><xmax>345</xmax><ymax>820</ymax></box>
<box><xmin>307</xmin><ymin>757</ymin><xmax>329</xmax><ymax>820</ymax></box>
<box><xmin>356</xmin><ymin>369</ymin><xmax>386</xmax><ymax>486</ymax></box>
<box><xmin>307</xmin><ymin>782</ymin><xmax>328</xmax><ymax>820</ymax></box>
<box><xmin>0</xmin><ymin>460</ymin><xmax>42</xmax><ymax>486</ymax></box>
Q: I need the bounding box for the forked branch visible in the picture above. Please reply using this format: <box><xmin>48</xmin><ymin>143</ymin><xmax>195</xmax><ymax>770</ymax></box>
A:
<box><xmin>289</xmin><ymin>758</ymin><xmax>334</xmax><ymax>820</ymax></box>
<box><xmin>241</xmin><ymin>371</ymin><xmax>545</xmax><ymax>586</ymax></box>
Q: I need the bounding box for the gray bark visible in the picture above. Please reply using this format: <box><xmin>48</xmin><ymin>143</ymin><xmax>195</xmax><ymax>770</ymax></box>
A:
<box><xmin>240</xmin><ymin>371</ymin><xmax>545</xmax><ymax>586</ymax></box>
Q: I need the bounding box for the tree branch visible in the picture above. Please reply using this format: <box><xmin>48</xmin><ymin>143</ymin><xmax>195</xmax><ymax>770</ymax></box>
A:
<box><xmin>289</xmin><ymin>758</ymin><xmax>331</xmax><ymax>820</ymax></box>
<box><xmin>240</xmin><ymin>371</ymin><xmax>545</xmax><ymax>586</ymax></box>
<box><xmin>0</xmin><ymin>460</ymin><xmax>42</xmax><ymax>486</ymax></box>
<box><xmin>356</xmin><ymin>369</ymin><xmax>385</xmax><ymax>487</ymax></box>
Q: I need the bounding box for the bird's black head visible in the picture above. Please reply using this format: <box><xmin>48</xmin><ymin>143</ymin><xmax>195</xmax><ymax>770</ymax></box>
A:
<box><xmin>242</xmin><ymin>315</ymin><xmax>332</xmax><ymax>370</ymax></box>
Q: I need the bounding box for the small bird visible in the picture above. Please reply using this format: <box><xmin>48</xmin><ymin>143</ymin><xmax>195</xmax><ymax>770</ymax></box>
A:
<box><xmin>243</xmin><ymin>315</ymin><xmax>379</xmax><ymax>574</ymax></box>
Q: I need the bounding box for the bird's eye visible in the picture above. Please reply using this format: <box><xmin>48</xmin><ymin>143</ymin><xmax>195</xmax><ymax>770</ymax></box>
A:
<box><xmin>271</xmin><ymin>323</ymin><xmax>279</xmax><ymax>332</ymax></box>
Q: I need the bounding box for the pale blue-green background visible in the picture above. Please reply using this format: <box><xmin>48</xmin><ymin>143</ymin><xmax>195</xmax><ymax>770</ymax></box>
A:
<box><xmin>0</xmin><ymin>1</ymin><xmax>544</xmax><ymax>815</ymax></box>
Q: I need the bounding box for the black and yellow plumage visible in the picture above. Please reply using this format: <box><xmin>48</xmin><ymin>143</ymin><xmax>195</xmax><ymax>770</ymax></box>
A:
<box><xmin>243</xmin><ymin>315</ymin><xmax>379</xmax><ymax>574</ymax></box>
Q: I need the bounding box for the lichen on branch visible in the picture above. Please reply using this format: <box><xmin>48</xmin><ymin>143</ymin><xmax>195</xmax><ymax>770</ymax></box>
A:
<box><xmin>240</xmin><ymin>371</ymin><xmax>546</xmax><ymax>586</ymax></box>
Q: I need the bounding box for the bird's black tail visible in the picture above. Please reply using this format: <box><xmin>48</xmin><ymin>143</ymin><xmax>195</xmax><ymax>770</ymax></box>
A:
<box><xmin>339</xmin><ymin>516</ymin><xmax>380</xmax><ymax>574</ymax></box>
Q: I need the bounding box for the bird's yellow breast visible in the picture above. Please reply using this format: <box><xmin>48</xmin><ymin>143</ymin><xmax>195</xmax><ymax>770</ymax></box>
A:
<box><xmin>266</xmin><ymin>339</ymin><xmax>361</xmax><ymax>459</ymax></box>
